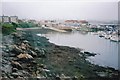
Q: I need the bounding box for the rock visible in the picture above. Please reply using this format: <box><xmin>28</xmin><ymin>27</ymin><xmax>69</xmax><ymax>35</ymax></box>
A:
<box><xmin>10</xmin><ymin>53</ymin><xmax>16</xmax><ymax>57</ymax></box>
<box><xmin>19</xmin><ymin>42</ymin><xmax>31</xmax><ymax>50</ymax></box>
<box><xmin>11</xmin><ymin>57</ymin><xmax>18</xmax><ymax>61</ymax></box>
<box><xmin>39</xmin><ymin>64</ymin><xmax>46</xmax><ymax>69</ymax></box>
<box><xmin>11</xmin><ymin>61</ymin><xmax>23</xmax><ymax>70</ymax></box>
<box><xmin>38</xmin><ymin>49</ymin><xmax>46</xmax><ymax>58</ymax></box>
<box><xmin>31</xmin><ymin>61</ymin><xmax>37</xmax><ymax>65</ymax></box>
<box><xmin>55</xmin><ymin>75</ymin><xmax>61</xmax><ymax>80</ymax></box>
<box><xmin>11</xmin><ymin>73</ymin><xmax>19</xmax><ymax>78</ymax></box>
<box><xmin>42</xmin><ymin>69</ymin><xmax>50</xmax><ymax>72</ymax></box>
<box><xmin>34</xmin><ymin>48</ymin><xmax>41</xmax><ymax>53</ymax></box>
<box><xmin>96</xmin><ymin>72</ymin><xmax>108</xmax><ymax>77</ymax></box>
<box><xmin>23</xmin><ymin>40</ymin><xmax>29</xmax><ymax>44</ymax></box>
<box><xmin>72</xmin><ymin>76</ymin><xmax>78</xmax><ymax>80</ymax></box>
<box><xmin>17</xmin><ymin>53</ymin><xmax>33</xmax><ymax>60</ymax></box>
<box><xmin>20</xmin><ymin>43</ymin><xmax>26</xmax><ymax>50</ymax></box>
<box><xmin>11</xmin><ymin>71</ymin><xmax>23</xmax><ymax>78</ymax></box>
<box><xmin>27</xmin><ymin>50</ymin><xmax>37</xmax><ymax>57</ymax></box>
<box><xmin>12</xmin><ymin>68</ymin><xmax>18</xmax><ymax>72</ymax></box>
<box><xmin>11</xmin><ymin>45</ymin><xmax>23</xmax><ymax>55</ymax></box>
<box><xmin>84</xmin><ymin>51</ymin><xmax>96</xmax><ymax>56</ymax></box>
<box><xmin>12</xmin><ymin>32</ymin><xmax>21</xmax><ymax>38</ymax></box>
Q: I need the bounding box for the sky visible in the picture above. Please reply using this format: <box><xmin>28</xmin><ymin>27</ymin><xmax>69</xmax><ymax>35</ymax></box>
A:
<box><xmin>1</xmin><ymin>0</ymin><xmax>119</xmax><ymax>21</ymax></box>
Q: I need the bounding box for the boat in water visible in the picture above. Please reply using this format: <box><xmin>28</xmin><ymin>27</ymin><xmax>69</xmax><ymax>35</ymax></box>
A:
<box><xmin>98</xmin><ymin>31</ymin><xmax>106</xmax><ymax>37</ymax></box>
<box><xmin>110</xmin><ymin>35</ymin><xmax>120</xmax><ymax>42</ymax></box>
<box><xmin>104</xmin><ymin>34</ymin><xmax>111</xmax><ymax>39</ymax></box>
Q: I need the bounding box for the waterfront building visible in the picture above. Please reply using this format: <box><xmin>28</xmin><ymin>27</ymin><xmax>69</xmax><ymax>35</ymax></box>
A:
<box><xmin>0</xmin><ymin>16</ymin><xmax>2</xmax><ymax>22</ymax></box>
<box><xmin>2</xmin><ymin>16</ymin><xmax>9</xmax><ymax>23</ymax></box>
<box><xmin>1</xmin><ymin>15</ymin><xmax>18</xmax><ymax>23</ymax></box>
<box><xmin>10</xmin><ymin>16</ymin><xmax>18</xmax><ymax>23</ymax></box>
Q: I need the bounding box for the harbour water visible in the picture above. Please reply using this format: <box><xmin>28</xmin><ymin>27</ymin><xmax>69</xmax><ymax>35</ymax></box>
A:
<box><xmin>37</xmin><ymin>31</ymin><xmax>119</xmax><ymax>69</ymax></box>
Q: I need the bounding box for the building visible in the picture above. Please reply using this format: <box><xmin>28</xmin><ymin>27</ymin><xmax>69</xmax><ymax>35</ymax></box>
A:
<box><xmin>0</xmin><ymin>15</ymin><xmax>18</xmax><ymax>23</ymax></box>
<box><xmin>2</xmin><ymin>16</ymin><xmax>9</xmax><ymax>23</ymax></box>
<box><xmin>10</xmin><ymin>16</ymin><xmax>18</xmax><ymax>23</ymax></box>
<box><xmin>65</xmin><ymin>20</ymin><xmax>88</xmax><ymax>25</ymax></box>
<box><xmin>0</xmin><ymin>16</ymin><xmax>2</xmax><ymax>22</ymax></box>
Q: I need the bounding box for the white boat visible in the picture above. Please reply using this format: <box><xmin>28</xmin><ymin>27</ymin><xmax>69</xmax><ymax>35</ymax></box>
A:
<box><xmin>98</xmin><ymin>31</ymin><xmax>106</xmax><ymax>37</ymax></box>
<box><xmin>104</xmin><ymin>34</ymin><xmax>111</xmax><ymax>39</ymax></box>
<box><xmin>110</xmin><ymin>36</ymin><xmax>119</xmax><ymax>42</ymax></box>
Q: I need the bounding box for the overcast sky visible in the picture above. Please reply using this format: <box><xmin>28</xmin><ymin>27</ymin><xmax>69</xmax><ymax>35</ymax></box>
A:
<box><xmin>1</xmin><ymin>0</ymin><xmax>119</xmax><ymax>21</ymax></box>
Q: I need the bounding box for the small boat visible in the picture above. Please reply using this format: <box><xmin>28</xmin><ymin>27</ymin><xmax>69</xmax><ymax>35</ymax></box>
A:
<box><xmin>110</xmin><ymin>36</ymin><xmax>119</xmax><ymax>42</ymax></box>
<box><xmin>104</xmin><ymin>34</ymin><xmax>111</xmax><ymax>39</ymax></box>
<box><xmin>99</xmin><ymin>33</ymin><xmax>105</xmax><ymax>37</ymax></box>
<box><xmin>98</xmin><ymin>31</ymin><xmax>106</xmax><ymax>37</ymax></box>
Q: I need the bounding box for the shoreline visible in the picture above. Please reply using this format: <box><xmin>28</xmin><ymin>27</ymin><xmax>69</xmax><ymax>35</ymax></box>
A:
<box><xmin>1</xmin><ymin>29</ymin><xmax>119</xmax><ymax>80</ymax></box>
<box><xmin>16</xmin><ymin>27</ymin><xmax>67</xmax><ymax>32</ymax></box>
<box><xmin>16</xmin><ymin>27</ymin><xmax>42</xmax><ymax>30</ymax></box>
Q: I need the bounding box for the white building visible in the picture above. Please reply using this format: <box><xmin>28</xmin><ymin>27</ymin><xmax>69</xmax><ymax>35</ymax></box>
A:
<box><xmin>2</xmin><ymin>16</ymin><xmax>9</xmax><ymax>23</ymax></box>
<box><xmin>0</xmin><ymin>15</ymin><xmax>18</xmax><ymax>23</ymax></box>
<box><xmin>0</xmin><ymin>16</ymin><xmax>2</xmax><ymax>22</ymax></box>
<box><xmin>10</xmin><ymin>16</ymin><xmax>18</xmax><ymax>23</ymax></box>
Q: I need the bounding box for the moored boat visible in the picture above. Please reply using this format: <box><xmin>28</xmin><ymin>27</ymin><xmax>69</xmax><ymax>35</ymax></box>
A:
<box><xmin>104</xmin><ymin>34</ymin><xmax>111</xmax><ymax>39</ymax></box>
<box><xmin>110</xmin><ymin>36</ymin><xmax>119</xmax><ymax>42</ymax></box>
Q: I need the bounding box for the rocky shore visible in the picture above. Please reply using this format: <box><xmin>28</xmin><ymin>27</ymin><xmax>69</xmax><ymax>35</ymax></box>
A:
<box><xmin>1</xmin><ymin>29</ymin><xmax>119</xmax><ymax>80</ymax></box>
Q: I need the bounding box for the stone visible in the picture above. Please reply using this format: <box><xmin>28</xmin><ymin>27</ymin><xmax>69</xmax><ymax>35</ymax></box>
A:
<box><xmin>31</xmin><ymin>61</ymin><xmax>37</xmax><ymax>65</ymax></box>
<box><xmin>11</xmin><ymin>61</ymin><xmax>23</xmax><ymax>70</ymax></box>
<box><xmin>11</xmin><ymin>72</ymin><xmax>19</xmax><ymax>78</ymax></box>
<box><xmin>55</xmin><ymin>75</ymin><xmax>61</xmax><ymax>80</ymax></box>
<box><xmin>27</xmin><ymin>50</ymin><xmax>37</xmax><ymax>57</ymax></box>
<box><xmin>20</xmin><ymin>43</ymin><xmax>26</xmax><ymax>50</ymax></box>
<box><xmin>84</xmin><ymin>51</ymin><xmax>96</xmax><ymax>56</ymax></box>
<box><xmin>12</xmin><ymin>32</ymin><xmax>21</xmax><ymax>38</ymax></box>
<box><xmin>11</xmin><ymin>45</ymin><xmax>23</xmax><ymax>55</ymax></box>
<box><xmin>12</xmin><ymin>68</ymin><xmax>18</xmax><ymax>72</ymax></box>
<box><xmin>72</xmin><ymin>76</ymin><xmax>78</xmax><ymax>80</ymax></box>
<box><xmin>17</xmin><ymin>53</ymin><xmax>33</xmax><ymax>60</ymax></box>
<box><xmin>39</xmin><ymin>64</ymin><xmax>46</xmax><ymax>69</ymax></box>
<box><xmin>23</xmin><ymin>40</ymin><xmax>29</xmax><ymax>44</ymax></box>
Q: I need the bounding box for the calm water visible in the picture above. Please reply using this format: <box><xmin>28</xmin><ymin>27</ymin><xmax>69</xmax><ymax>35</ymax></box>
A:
<box><xmin>37</xmin><ymin>31</ymin><xmax>119</xmax><ymax>69</ymax></box>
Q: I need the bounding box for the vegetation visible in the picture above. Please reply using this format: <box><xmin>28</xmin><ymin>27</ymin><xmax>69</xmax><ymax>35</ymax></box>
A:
<box><xmin>1</xmin><ymin>22</ymin><xmax>37</xmax><ymax>35</ymax></box>
<box><xmin>18</xmin><ymin>22</ymin><xmax>36</xmax><ymax>28</ymax></box>
<box><xmin>2</xmin><ymin>23</ymin><xmax>16</xmax><ymax>35</ymax></box>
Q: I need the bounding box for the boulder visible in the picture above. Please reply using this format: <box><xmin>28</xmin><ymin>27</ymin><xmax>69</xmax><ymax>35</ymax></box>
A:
<box><xmin>23</xmin><ymin>40</ymin><xmax>29</xmax><ymax>44</ymax></box>
<box><xmin>17</xmin><ymin>53</ymin><xmax>33</xmax><ymax>60</ymax></box>
<box><xmin>12</xmin><ymin>32</ymin><xmax>21</xmax><ymax>38</ymax></box>
<box><xmin>19</xmin><ymin>42</ymin><xmax>31</xmax><ymax>50</ymax></box>
<box><xmin>12</xmin><ymin>68</ymin><xmax>18</xmax><ymax>72</ymax></box>
<box><xmin>11</xmin><ymin>71</ymin><xmax>23</xmax><ymax>78</ymax></box>
<box><xmin>11</xmin><ymin>61</ymin><xmax>22</xmax><ymax>70</ymax></box>
<box><xmin>20</xmin><ymin>43</ymin><xmax>26</xmax><ymax>50</ymax></box>
<box><xmin>27</xmin><ymin>50</ymin><xmax>37</xmax><ymax>57</ymax></box>
<box><xmin>11</xmin><ymin>72</ymin><xmax>19</xmax><ymax>78</ymax></box>
<box><xmin>30</xmin><ymin>61</ymin><xmax>37</xmax><ymax>65</ymax></box>
<box><xmin>84</xmin><ymin>51</ymin><xmax>96</xmax><ymax>56</ymax></box>
<box><xmin>11</xmin><ymin>45</ymin><xmax>23</xmax><ymax>55</ymax></box>
<box><xmin>55</xmin><ymin>75</ymin><xmax>61</xmax><ymax>80</ymax></box>
<box><xmin>39</xmin><ymin>64</ymin><xmax>46</xmax><ymax>69</ymax></box>
<box><xmin>72</xmin><ymin>76</ymin><xmax>78</xmax><ymax>80</ymax></box>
